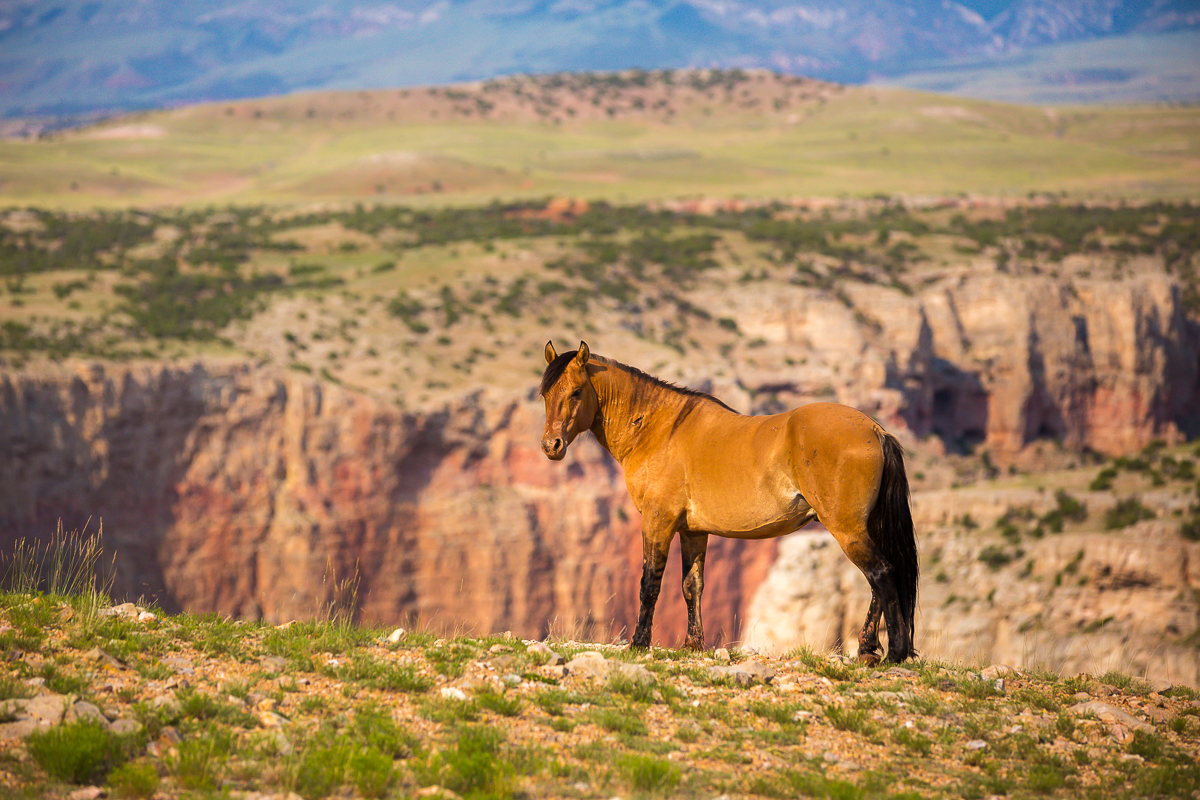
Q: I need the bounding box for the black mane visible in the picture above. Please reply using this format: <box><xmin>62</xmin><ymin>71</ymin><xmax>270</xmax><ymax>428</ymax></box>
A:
<box><xmin>539</xmin><ymin>349</ymin><xmax>735</xmax><ymax>413</ymax></box>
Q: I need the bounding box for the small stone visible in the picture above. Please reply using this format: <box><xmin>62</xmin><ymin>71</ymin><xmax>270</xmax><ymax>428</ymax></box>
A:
<box><xmin>440</xmin><ymin>687</ymin><xmax>468</xmax><ymax>701</ymax></box>
<box><xmin>980</xmin><ymin>664</ymin><xmax>1013</xmax><ymax>681</ymax></box>
<box><xmin>268</xmin><ymin>730</ymin><xmax>294</xmax><ymax>756</ymax></box>
<box><xmin>136</xmin><ymin>611</ymin><xmax>157</xmax><ymax>624</ymax></box>
<box><xmin>501</xmin><ymin>673</ymin><xmax>523</xmax><ymax>687</ymax></box>
<box><xmin>610</xmin><ymin>662</ymin><xmax>655</xmax><ymax>686</ymax></box>
<box><xmin>564</xmin><ymin>652</ymin><xmax>612</xmax><ymax>680</ymax></box>
<box><xmin>67</xmin><ymin>787</ymin><xmax>104</xmax><ymax>800</ymax></box>
<box><xmin>67</xmin><ymin>701</ymin><xmax>109</xmax><ymax>727</ymax></box>
<box><xmin>1069</xmin><ymin>701</ymin><xmax>1154</xmax><ymax>734</ymax></box>
<box><xmin>527</xmin><ymin>641</ymin><xmax>565</xmax><ymax>665</ymax></box>
<box><xmin>24</xmin><ymin>694</ymin><xmax>69</xmax><ymax>724</ymax></box>
<box><xmin>386</xmin><ymin>628</ymin><xmax>405</xmax><ymax>644</ymax></box>
<box><xmin>151</xmin><ymin>695</ymin><xmax>181</xmax><ymax>716</ymax></box>
<box><xmin>708</xmin><ymin>660</ymin><xmax>775</xmax><ymax>686</ymax></box>
<box><xmin>884</xmin><ymin>666</ymin><xmax>916</xmax><ymax>678</ymax></box>
<box><xmin>162</xmin><ymin>657</ymin><xmax>194</xmax><ymax>675</ymax></box>
<box><xmin>259</xmin><ymin>656</ymin><xmax>287</xmax><ymax>673</ymax></box>
<box><xmin>100</xmin><ymin>603</ymin><xmax>137</xmax><ymax>619</ymax></box>
<box><xmin>1073</xmin><ymin>692</ymin><xmax>1091</xmax><ymax>701</ymax></box>
<box><xmin>965</xmin><ymin>740</ymin><xmax>988</xmax><ymax>751</ymax></box>
<box><xmin>108</xmin><ymin>719</ymin><xmax>143</xmax><ymax>736</ymax></box>
<box><xmin>160</xmin><ymin>727</ymin><xmax>183</xmax><ymax>745</ymax></box>
<box><xmin>0</xmin><ymin>720</ymin><xmax>44</xmax><ymax>739</ymax></box>
<box><xmin>415</xmin><ymin>786</ymin><xmax>461</xmax><ymax>798</ymax></box>
<box><xmin>714</xmin><ymin>648</ymin><xmax>731</xmax><ymax>663</ymax></box>
<box><xmin>258</xmin><ymin>711</ymin><xmax>288</xmax><ymax>728</ymax></box>
<box><xmin>994</xmin><ymin>678</ymin><xmax>1005</xmax><ymax>693</ymax></box>
<box><xmin>84</xmin><ymin>648</ymin><xmax>125</xmax><ymax>669</ymax></box>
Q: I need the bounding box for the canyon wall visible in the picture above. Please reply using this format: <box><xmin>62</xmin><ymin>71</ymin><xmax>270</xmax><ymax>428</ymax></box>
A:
<box><xmin>716</xmin><ymin>266</ymin><xmax>1199</xmax><ymax>457</ymax></box>
<box><xmin>0</xmin><ymin>267</ymin><xmax>1197</xmax><ymax>664</ymax></box>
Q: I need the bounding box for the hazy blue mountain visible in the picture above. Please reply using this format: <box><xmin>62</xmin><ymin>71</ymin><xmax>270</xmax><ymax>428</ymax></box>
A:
<box><xmin>1</xmin><ymin>0</ymin><xmax>1197</xmax><ymax>119</ymax></box>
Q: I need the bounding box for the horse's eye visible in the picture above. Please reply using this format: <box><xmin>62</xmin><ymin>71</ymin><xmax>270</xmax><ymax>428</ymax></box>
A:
<box><xmin>569</xmin><ymin>389</ymin><xmax>581</xmax><ymax>400</ymax></box>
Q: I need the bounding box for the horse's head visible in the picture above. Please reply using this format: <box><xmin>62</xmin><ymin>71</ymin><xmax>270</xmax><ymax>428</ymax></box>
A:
<box><xmin>539</xmin><ymin>340</ymin><xmax>598</xmax><ymax>461</ymax></box>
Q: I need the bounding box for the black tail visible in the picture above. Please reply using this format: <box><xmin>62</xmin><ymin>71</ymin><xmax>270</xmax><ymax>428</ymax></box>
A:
<box><xmin>867</xmin><ymin>431</ymin><xmax>919</xmax><ymax>654</ymax></box>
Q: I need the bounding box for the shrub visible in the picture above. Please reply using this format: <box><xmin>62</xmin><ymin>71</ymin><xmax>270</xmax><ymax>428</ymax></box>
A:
<box><xmin>618</xmin><ymin>753</ymin><xmax>680</xmax><ymax>793</ymax></box>
<box><xmin>107</xmin><ymin>761</ymin><xmax>160</xmax><ymax>798</ymax></box>
<box><xmin>979</xmin><ymin>544</ymin><xmax>1022</xmax><ymax>570</ymax></box>
<box><xmin>413</xmin><ymin>726</ymin><xmax>515</xmax><ymax>797</ymax></box>
<box><xmin>1104</xmin><ymin>497</ymin><xmax>1155</xmax><ymax>530</ymax></box>
<box><xmin>28</xmin><ymin>721</ymin><xmax>127</xmax><ymax>785</ymax></box>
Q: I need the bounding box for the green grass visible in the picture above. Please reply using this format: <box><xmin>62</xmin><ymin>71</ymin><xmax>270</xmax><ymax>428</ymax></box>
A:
<box><xmin>106</xmin><ymin>761</ymin><xmax>160</xmax><ymax>798</ymax></box>
<box><xmin>3</xmin><ymin>79</ymin><xmax>1199</xmax><ymax>211</ymax></box>
<box><xmin>27</xmin><ymin>720</ymin><xmax>133</xmax><ymax>785</ymax></box>
<box><xmin>412</xmin><ymin>725</ymin><xmax>515</xmax><ymax>799</ymax></box>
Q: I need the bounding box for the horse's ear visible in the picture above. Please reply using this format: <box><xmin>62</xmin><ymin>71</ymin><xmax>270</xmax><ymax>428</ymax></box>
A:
<box><xmin>545</xmin><ymin>341</ymin><xmax>558</xmax><ymax>365</ymax></box>
<box><xmin>576</xmin><ymin>341</ymin><xmax>590</xmax><ymax>364</ymax></box>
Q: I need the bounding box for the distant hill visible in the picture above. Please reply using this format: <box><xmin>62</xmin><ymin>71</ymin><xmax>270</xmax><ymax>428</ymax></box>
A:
<box><xmin>2</xmin><ymin>0</ymin><xmax>1198</xmax><ymax>127</ymax></box>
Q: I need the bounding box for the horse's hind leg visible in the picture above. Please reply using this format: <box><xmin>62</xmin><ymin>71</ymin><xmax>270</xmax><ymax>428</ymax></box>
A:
<box><xmin>857</xmin><ymin>594</ymin><xmax>883</xmax><ymax>666</ymax></box>
<box><xmin>680</xmin><ymin>532</ymin><xmax>708</xmax><ymax>650</ymax></box>
<box><xmin>828</xmin><ymin>526</ymin><xmax>908</xmax><ymax>663</ymax></box>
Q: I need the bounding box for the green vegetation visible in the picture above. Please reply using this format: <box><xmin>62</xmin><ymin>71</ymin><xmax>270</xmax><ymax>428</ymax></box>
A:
<box><xmin>3</xmin><ymin>199</ymin><xmax>1198</xmax><ymax>394</ymax></box>
<box><xmin>5</xmin><ymin>72</ymin><xmax>1200</xmax><ymax>210</ymax></box>
<box><xmin>27</xmin><ymin>721</ymin><xmax>138</xmax><ymax>785</ymax></box>
<box><xmin>1104</xmin><ymin>496</ymin><xmax>1156</xmax><ymax>530</ymax></box>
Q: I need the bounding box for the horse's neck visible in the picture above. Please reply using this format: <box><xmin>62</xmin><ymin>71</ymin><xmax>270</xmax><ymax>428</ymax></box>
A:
<box><xmin>588</xmin><ymin>361</ymin><xmax>678</xmax><ymax>462</ymax></box>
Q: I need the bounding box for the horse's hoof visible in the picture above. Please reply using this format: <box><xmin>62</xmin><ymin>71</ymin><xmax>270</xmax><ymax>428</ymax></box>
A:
<box><xmin>857</xmin><ymin>652</ymin><xmax>882</xmax><ymax>667</ymax></box>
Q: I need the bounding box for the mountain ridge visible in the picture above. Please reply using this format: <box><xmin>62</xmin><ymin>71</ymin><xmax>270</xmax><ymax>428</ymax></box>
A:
<box><xmin>2</xmin><ymin>0</ymin><xmax>1198</xmax><ymax>122</ymax></box>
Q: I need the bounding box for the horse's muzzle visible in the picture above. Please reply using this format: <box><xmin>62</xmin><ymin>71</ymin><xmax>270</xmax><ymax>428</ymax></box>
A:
<box><xmin>541</xmin><ymin>436</ymin><xmax>566</xmax><ymax>460</ymax></box>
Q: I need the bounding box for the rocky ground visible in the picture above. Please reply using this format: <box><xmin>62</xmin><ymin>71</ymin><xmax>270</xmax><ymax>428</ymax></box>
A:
<box><xmin>1</xmin><ymin>595</ymin><xmax>1198</xmax><ymax>800</ymax></box>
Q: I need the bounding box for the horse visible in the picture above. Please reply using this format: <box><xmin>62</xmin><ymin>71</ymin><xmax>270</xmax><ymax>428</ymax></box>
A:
<box><xmin>538</xmin><ymin>341</ymin><xmax>918</xmax><ymax>664</ymax></box>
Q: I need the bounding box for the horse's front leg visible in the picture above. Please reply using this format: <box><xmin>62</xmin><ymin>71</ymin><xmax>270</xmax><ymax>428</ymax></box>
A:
<box><xmin>631</xmin><ymin>518</ymin><xmax>675</xmax><ymax>649</ymax></box>
<box><xmin>680</xmin><ymin>532</ymin><xmax>708</xmax><ymax>650</ymax></box>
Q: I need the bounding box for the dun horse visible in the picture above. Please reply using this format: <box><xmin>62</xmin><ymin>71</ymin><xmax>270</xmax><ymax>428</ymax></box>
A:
<box><xmin>539</xmin><ymin>341</ymin><xmax>918</xmax><ymax>664</ymax></box>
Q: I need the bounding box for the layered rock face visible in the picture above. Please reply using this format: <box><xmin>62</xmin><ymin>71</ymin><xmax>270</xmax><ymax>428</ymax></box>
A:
<box><xmin>719</xmin><ymin>267</ymin><xmax>1199</xmax><ymax>456</ymax></box>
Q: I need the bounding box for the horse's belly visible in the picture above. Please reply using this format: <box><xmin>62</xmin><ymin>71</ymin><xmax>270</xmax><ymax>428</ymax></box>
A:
<box><xmin>684</xmin><ymin>491</ymin><xmax>814</xmax><ymax>540</ymax></box>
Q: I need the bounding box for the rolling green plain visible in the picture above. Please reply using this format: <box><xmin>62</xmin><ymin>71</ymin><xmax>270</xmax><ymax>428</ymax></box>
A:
<box><xmin>2</xmin><ymin>70</ymin><xmax>1198</xmax><ymax>210</ymax></box>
